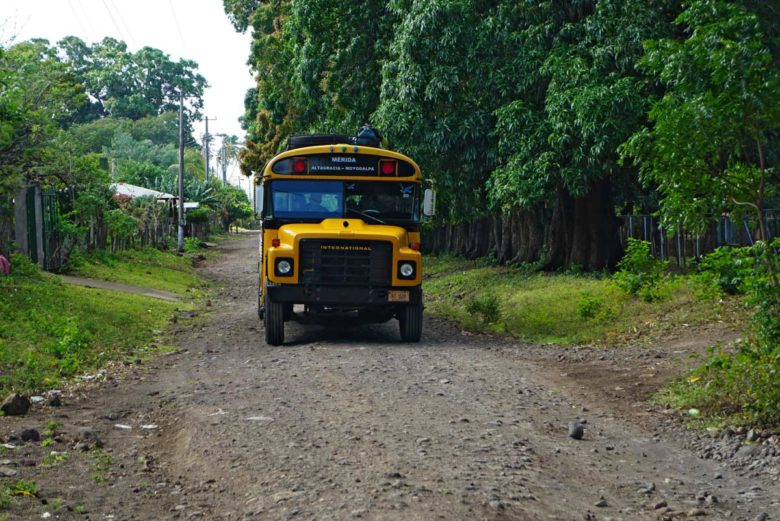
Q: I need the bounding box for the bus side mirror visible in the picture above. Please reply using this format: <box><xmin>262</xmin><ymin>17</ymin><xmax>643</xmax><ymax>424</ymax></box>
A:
<box><xmin>423</xmin><ymin>188</ymin><xmax>436</xmax><ymax>217</ymax></box>
<box><xmin>254</xmin><ymin>185</ymin><xmax>264</xmax><ymax>216</ymax></box>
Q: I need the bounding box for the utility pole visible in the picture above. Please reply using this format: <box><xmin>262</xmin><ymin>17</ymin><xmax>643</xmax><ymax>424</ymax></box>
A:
<box><xmin>203</xmin><ymin>116</ymin><xmax>216</xmax><ymax>180</ymax></box>
<box><xmin>221</xmin><ymin>145</ymin><xmax>228</xmax><ymax>184</ymax></box>
<box><xmin>177</xmin><ymin>91</ymin><xmax>185</xmax><ymax>252</ymax></box>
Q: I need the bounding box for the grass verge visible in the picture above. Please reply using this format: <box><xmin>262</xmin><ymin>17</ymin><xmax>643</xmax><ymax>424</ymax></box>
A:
<box><xmin>67</xmin><ymin>247</ymin><xmax>207</xmax><ymax>295</ymax></box>
<box><xmin>423</xmin><ymin>255</ymin><xmax>745</xmax><ymax>346</ymax></box>
<box><xmin>0</xmin><ymin>251</ymin><xmax>203</xmax><ymax>395</ymax></box>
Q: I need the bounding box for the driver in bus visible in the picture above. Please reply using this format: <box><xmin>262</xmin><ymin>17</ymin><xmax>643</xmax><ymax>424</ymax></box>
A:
<box><xmin>305</xmin><ymin>193</ymin><xmax>328</xmax><ymax>212</ymax></box>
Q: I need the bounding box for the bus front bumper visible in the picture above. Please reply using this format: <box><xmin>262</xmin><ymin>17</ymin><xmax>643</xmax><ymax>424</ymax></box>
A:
<box><xmin>266</xmin><ymin>284</ymin><xmax>422</xmax><ymax>306</ymax></box>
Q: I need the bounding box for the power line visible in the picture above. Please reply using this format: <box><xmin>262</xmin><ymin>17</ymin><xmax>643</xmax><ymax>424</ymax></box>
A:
<box><xmin>66</xmin><ymin>0</ymin><xmax>89</xmax><ymax>40</ymax></box>
<box><xmin>168</xmin><ymin>0</ymin><xmax>187</xmax><ymax>55</ymax></box>
<box><xmin>73</xmin><ymin>0</ymin><xmax>97</xmax><ymax>42</ymax></box>
<box><xmin>106</xmin><ymin>0</ymin><xmax>136</xmax><ymax>48</ymax></box>
<box><xmin>99</xmin><ymin>0</ymin><xmax>126</xmax><ymax>43</ymax></box>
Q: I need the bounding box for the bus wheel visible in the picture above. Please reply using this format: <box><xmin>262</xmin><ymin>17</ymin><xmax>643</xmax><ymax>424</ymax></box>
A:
<box><xmin>398</xmin><ymin>301</ymin><xmax>423</xmax><ymax>342</ymax></box>
<box><xmin>264</xmin><ymin>292</ymin><xmax>285</xmax><ymax>346</ymax></box>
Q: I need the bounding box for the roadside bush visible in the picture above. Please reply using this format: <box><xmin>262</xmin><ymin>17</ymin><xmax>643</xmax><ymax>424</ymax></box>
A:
<box><xmin>465</xmin><ymin>293</ymin><xmax>501</xmax><ymax>325</ymax></box>
<box><xmin>184</xmin><ymin>237</ymin><xmax>204</xmax><ymax>253</ymax></box>
<box><xmin>696</xmin><ymin>246</ymin><xmax>753</xmax><ymax>295</ymax></box>
<box><xmin>576</xmin><ymin>292</ymin><xmax>613</xmax><ymax>321</ymax></box>
<box><xmin>663</xmin><ymin>238</ymin><xmax>780</xmax><ymax>426</ymax></box>
<box><xmin>614</xmin><ymin>239</ymin><xmax>668</xmax><ymax>302</ymax></box>
<box><xmin>7</xmin><ymin>252</ymin><xmax>40</xmax><ymax>277</ymax></box>
<box><xmin>186</xmin><ymin>206</ymin><xmax>210</xmax><ymax>224</ymax></box>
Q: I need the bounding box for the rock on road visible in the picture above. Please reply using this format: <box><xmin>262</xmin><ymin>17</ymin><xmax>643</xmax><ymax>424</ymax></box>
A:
<box><xmin>4</xmin><ymin>233</ymin><xmax>778</xmax><ymax>520</ymax></box>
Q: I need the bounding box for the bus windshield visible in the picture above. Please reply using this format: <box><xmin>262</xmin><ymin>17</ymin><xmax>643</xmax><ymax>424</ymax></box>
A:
<box><xmin>269</xmin><ymin>180</ymin><xmax>420</xmax><ymax>223</ymax></box>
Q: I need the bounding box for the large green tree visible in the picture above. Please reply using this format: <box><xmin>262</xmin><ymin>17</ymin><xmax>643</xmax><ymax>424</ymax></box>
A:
<box><xmin>57</xmin><ymin>36</ymin><xmax>207</xmax><ymax>125</ymax></box>
<box><xmin>623</xmin><ymin>0</ymin><xmax>780</xmax><ymax>239</ymax></box>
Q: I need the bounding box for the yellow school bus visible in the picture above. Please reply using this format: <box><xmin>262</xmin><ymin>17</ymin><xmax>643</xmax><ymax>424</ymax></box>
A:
<box><xmin>255</xmin><ymin>133</ymin><xmax>435</xmax><ymax>345</ymax></box>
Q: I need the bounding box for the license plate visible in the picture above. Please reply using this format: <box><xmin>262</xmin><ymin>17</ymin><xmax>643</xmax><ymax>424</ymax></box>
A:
<box><xmin>388</xmin><ymin>290</ymin><xmax>409</xmax><ymax>303</ymax></box>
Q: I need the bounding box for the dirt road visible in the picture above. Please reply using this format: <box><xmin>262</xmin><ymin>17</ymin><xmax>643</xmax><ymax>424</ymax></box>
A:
<box><xmin>2</xmin><ymin>233</ymin><xmax>778</xmax><ymax>520</ymax></box>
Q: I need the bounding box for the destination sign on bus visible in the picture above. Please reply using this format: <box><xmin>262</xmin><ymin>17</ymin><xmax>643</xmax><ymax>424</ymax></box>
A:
<box><xmin>271</xmin><ymin>154</ymin><xmax>415</xmax><ymax>177</ymax></box>
<box><xmin>309</xmin><ymin>155</ymin><xmax>377</xmax><ymax>174</ymax></box>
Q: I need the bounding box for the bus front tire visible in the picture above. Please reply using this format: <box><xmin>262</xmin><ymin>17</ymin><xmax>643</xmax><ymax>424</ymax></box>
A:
<box><xmin>264</xmin><ymin>293</ymin><xmax>285</xmax><ymax>346</ymax></box>
<box><xmin>398</xmin><ymin>301</ymin><xmax>423</xmax><ymax>342</ymax></box>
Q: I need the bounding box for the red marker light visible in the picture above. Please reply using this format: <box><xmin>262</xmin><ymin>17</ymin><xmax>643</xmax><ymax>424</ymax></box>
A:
<box><xmin>271</xmin><ymin>238</ymin><xmax>280</xmax><ymax>247</ymax></box>
<box><xmin>410</xmin><ymin>242</ymin><xmax>421</xmax><ymax>251</ymax></box>
<box><xmin>292</xmin><ymin>159</ymin><xmax>306</xmax><ymax>173</ymax></box>
<box><xmin>380</xmin><ymin>161</ymin><xmax>395</xmax><ymax>175</ymax></box>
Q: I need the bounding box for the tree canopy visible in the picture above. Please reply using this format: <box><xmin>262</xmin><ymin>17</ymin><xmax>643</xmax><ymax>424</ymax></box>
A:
<box><xmin>227</xmin><ymin>0</ymin><xmax>778</xmax><ymax>270</ymax></box>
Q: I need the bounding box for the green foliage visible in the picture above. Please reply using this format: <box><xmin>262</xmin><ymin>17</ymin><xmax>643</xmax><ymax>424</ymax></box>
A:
<box><xmin>8</xmin><ymin>252</ymin><xmax>40</xmax><ymax>277</ymax></box>
<box><xmin>614</xmin><ymin>239</ymin><xmax>668</xmax><ymax>302</ymax></box>
<box><xmin>58</xmin><ymin>36</ymin><xmax>206</xmax><ymax>124</ymax></box>
<box><xmin>577</xmin><ymin>293</ymin><xmax>612</xmax><ymax>321</ymax></box>
<box><xmin>3</xmin><ymin>480</ymin><xmax>37</xmax><ymax>499</ymax></box>
<box><xmin>186</xmin><ymin>207</ymin><xmax>210</xmax><ymax>224</ymax></box>
<box><xmin>465</xmin><ymin>294</ymin><xmax>501</xmax><ymax>326</ymax></box>
<box><xmin>184</xmin><ymin>237</ymin><xmax>203</xmax><ymax>253</ymax></box>
<box><xmin>91</xmin><ymin>448</ymin><xmax>112</xmax><ymax>484</ymax></box>
<box><xmin>41</xmin><ymin>451</ymin><xmax>69</xmax><ymax>466</ymax></box>
<box><xmin>696</xmin><ymin>247</ymin><xmax>754</xmax><ymax>295</ymax></box>
<box><xmin>67</xmin><ymin>246</ymin><xmax>204</xmax><ymax>295</ymax></box>
<box><xmin>0</xmin><ymin>259</ymin><xmax>181</xmax><ymax>394</ymax></box>
<box><xmin>660</xmin><ymin>239</ymin><xmax>780</xmax><ymax>426</ymax></box>
<box><xmin>622</xmin><ymin>0</ymin><xmax>780</xmax><ymax>236</ymax></box>
<box><xmin>424</xmin><ymin>255</ymin><xmax>737</xmax><ymax>346</ymax></box>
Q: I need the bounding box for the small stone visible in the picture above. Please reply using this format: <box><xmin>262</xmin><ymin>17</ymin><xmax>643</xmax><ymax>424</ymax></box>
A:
<box><xmin>19</xmin><ymin>429</ymin><xmax>40</xmax><ymax>442</ymax></box>
<box><xmin>350</xmin><ymin>509</ymin><xmax>367</xmax><ymax>518</ymax></box>
<box><xmin>48</xmin><ymin>395</ymin><xmax>61</xmax><ymax>407</ymax></box>
<box><xmin>77</xmin><ymin>428</ymin><xmax>104</xmax><ymax>448</ymax></box>
<box><xmin>706</xmin><ymin>427</ymin><xmax>720</xmax><ymax>437</ymax></box>
<box><xmin>638</xmin><ymin>483</ymin><xmax>655</xmax><ymax>495</ymax></box>
<box><xmin>568</xmin><ymin>421</ymin><xmax>585</xmax><ymax>440</ymax></box>
<box><xmin>595</xmin><ymin>498</ymin><xmax>608</xmax><ymax>508</ymax></box>
<box><xmin>687</xmin><ymin>508</ymin><xmax>706</xmax><ymax>517</ymax></box>
<box><xmin>753</xmin><ymin>514</ymin><xmax>768</xmax><ymax>521</ymax></box>
<box><xmin>0</xmin><ymin>466</ymin><xmax>18</xmax><ymax>477</ymax></box>
<box><xmin>705</xmin><ymin>495</ymin><xmax>718</xmax><ymax>505</ymax></box>
<box><xmin>654</xmin><ymin>500</ymin><xmax>668</xmax><ymax>509</ymax></box>
<box><xmin>746</xmin><ymin>429</ymin><xmax>759</xmax><ymax>442</ymax></box>
<box><xmin>1</xmin><ymin>394</ymin><xmax>31</xmax><ymax>416</ymax></box>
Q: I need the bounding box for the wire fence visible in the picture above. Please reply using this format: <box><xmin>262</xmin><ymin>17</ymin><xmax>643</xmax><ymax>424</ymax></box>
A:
<box><xmin>618</xmin><ymin>210</ymin><xmax>780</xmax><ymax>267</ymax></box>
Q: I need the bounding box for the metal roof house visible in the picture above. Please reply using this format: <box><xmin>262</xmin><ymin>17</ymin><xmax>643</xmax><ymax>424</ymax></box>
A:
<box><xmin>110</xmin><ymin>183</ymin><xmax>177</xmax><ymax>201</ymax></box>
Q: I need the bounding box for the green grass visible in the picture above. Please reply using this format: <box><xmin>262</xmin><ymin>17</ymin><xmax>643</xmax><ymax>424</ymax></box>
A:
<box><xmin>67</xmin><ymin>247</ymin><xmax>207</xmax><ymax>295</ymax></box>
<box><xmin>0</xmin><ymin>254</ymin><xmax>188</xmax><ymax>394</ymax></box>
<box><xmin>424</xmin><ymin>255</ymin><xmax>744</xmax><ymax>346</ymax></box>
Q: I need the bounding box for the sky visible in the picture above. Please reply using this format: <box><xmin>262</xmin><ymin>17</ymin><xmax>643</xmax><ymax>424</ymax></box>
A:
<box><xmin>1</xmin><ymin>0</ymin><xmax>255</xmax><ymax>191</ymax></box>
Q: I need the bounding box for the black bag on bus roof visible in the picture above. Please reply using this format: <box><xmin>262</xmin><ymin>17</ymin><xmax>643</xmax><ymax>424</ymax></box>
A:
<box><xmin>354</xmin><ymin>125</ymin><xmax>382</xmax><ymax>147</ymax></box>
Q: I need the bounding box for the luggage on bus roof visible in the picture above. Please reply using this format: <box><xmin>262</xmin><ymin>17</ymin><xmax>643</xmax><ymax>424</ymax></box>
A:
<box><xmin>284</xmin><ymin>134</ymin><xmax>354</xmax><ymax>151</ymax></box>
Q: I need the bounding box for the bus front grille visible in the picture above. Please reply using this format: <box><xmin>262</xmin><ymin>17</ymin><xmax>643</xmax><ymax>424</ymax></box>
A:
<box><xmin>299</xmin><ymin>240</ymin><xmax>392</xmax><ymax>286</ymax></box>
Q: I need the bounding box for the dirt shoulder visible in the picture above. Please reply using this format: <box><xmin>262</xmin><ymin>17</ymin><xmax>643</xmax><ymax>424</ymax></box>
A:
<box><xmin>1</xmin><ymin>233</ymin><xmax>777</xmax><ymax>521</ymax></box>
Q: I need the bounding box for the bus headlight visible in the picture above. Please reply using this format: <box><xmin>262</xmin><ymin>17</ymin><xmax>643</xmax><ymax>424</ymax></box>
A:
<box><xmin>275</xmin><ymin>258</ymin><xmax>293</xmax><ymax>276</ymax></box>
<box><xmin>398</xmin><ymin>262</ymin><xmax>415</xmax><ymax>279</ymax></box>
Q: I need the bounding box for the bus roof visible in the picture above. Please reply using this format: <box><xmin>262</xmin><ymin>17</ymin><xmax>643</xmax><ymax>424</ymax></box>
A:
<box><xmin>260</xmin><ymin>144</ymin><xmax>421</xmax><ymax>183</ymax></box>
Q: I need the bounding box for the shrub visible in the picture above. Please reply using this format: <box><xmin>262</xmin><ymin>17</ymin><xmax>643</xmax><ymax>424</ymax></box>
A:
<box><xmin>577</xmin><ymin>292</ymin><xmax>610</xmax><ymax>320</ymax></box>
<box><xmin>696</xmin><ymin>246</ymin><xmax>754</xmax><ymax>295</ymax></box>
<box><xmin>186</xmin><ymin>206</ymin><xmax>210</xmax><ymax>224</ymax></box>
<box><xmin>184</xmin><ymin>237</ymin><xmax>203</xmax><ymax>253</ymax></box>
<box><xmin>8</xmin><ymin>252</ymin><xmax>39</xmax><ymax>277</ymax></box>
<box><xmin>667</xmin><ymin>238</ymin><xmax>780</xmax><ymax>426</ymax></box>
<box><xmin>614</xmin><ymin>239</ymin><xmax>668</xmax><ymax>302</ymax></box>
<box><xmin>465</xmin><ymin>293</ymin><xmax>501</xmax><ymax>325</ymax></box>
